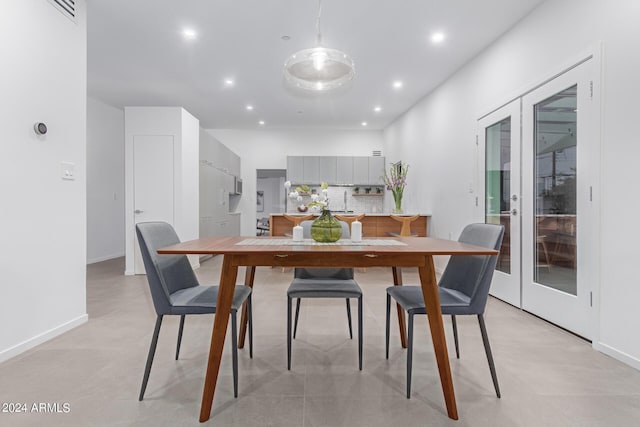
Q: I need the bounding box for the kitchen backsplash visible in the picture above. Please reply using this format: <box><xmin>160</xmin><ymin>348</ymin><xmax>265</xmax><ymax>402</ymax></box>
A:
<box><xmin>286</xmin><ymin>185</ymin><xmax>385</xmax><ymax>214</ymax></box>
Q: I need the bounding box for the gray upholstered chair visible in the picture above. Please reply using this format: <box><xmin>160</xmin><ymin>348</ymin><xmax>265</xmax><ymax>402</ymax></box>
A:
<box><xmin>287</xmin><ymin>220</ymin><xmax>363</xmax><ymax>370</ymax></box>
<box><xmin>136</xmin><ymin>221</ymin><xmax>253</xmax><ymax>400</ymax></box>
<box><xmin>385</xmin><ymin>223</ymin><xmax>504</xmax><ymax>398</ymax></box>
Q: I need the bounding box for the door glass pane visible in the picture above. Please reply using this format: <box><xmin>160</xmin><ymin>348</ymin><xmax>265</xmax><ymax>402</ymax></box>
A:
<box><xmin>485</xmin><ymin>118</ymin><xmax>511</xmax><ymax>274</ymax></box>
<box><xmin>534</xmin><ymin>85</ymin><xmax>577</xmax><ymax>295</ymax></box>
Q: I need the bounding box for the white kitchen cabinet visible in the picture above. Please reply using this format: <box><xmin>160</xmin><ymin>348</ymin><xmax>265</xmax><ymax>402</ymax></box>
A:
<box><xmin>336</xmin><ymin>156</ymin><xmax>353</xmax><ymax>184</ymax></box>
<box><xmin>303</xmin><ymin>156</ymin><xmax>320</xmax><ymax>183</ymax></box>
<box><xmin>318</xmin><ymin>156</ymin><xmax>337</xmax><ymax>184</ymax></box>
<box><xmin>353</xmin><ymin>156</ymin><xmax>369</xmax><ymax>185</ymax></box>
<box><xmin>287</xmin><ymin>156</ymin><xmax>304</xmax><ymax>183</ymax></box>
<box><xmin>368</xmin><ymin>156</ymin><xmax>386</xmax><ymax>185</ymax></box>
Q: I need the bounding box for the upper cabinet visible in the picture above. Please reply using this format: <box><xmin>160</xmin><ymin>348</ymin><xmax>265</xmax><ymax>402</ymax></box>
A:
<box><xmin>287</xmin><ymin>156</ymin><xmax>304</xmax><ymax>183</ymax></box>
<box><xmin>352</xmin><ymin>157</ymin><xmax>369</xmax><ymax>184</ymax></box>
<box><xmin>318</xmin><ymin>156</ymin><xmax>337</xmax><ymax>183</ymax></box>
<box><xmin>368</xmin><ymin>156</ymin><xmax>386</xmax><ymax>186</ymax></box>
<box><xmin>287</xmin><ymin>155</ymin><xmax>385</xmax><ymax>185</ymax></box>
<box><xmin>336</xmin><ymin>157</ymin><xmax>353</xmax><ymax>184</ymax></box>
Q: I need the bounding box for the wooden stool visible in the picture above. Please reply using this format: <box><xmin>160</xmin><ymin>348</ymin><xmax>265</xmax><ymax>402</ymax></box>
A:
<box><xmin>389</xmin><ymin>214</ymin><xmax>420</xmax><ymax>237</ymax></box>
<box><xmin>334</xmin><ymin>213</ymin><xmax>365</xmax><ymax>231</ymax></box>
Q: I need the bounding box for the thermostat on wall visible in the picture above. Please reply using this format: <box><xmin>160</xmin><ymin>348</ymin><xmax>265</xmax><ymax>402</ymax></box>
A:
<box><xmin>34</xmin><ymin>122</ymin><xmax>48</xmax><ymax>135</ymax></box>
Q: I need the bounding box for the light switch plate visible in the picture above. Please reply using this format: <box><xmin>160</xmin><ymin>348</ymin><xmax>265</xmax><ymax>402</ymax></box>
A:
<box><xmin>61</xmin><ymin>162</ymin><xmax>75</xmax><ymax>180</ymax></box>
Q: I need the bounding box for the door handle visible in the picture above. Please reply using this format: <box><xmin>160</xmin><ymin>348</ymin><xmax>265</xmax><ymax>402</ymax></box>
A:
<box><xmin>511</xmin><ymin>208</ymin><xmax>518</xmax><ymax>216</ymax></box>
<box><xmin>134</xmin><ymin>209</ymin><xmax>144</xmax><ymax>214</ymax></box>
<box><xmin>511</xmin><ymin>194</ymin><xmax>518</xmax><ymax>201</ymax></box>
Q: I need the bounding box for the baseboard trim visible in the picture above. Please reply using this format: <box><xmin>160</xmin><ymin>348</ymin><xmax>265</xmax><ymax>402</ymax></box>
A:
<box><xmin>593</xmin><ymin>341</ymin><xmax>640</xmax><ymax>371</ymax></box>
<box><xmin>87</xmin><ymin>252</ymin><xmax>125</xmax><ymax>265</ymax></box>
<box><xmin>0</xmin><ymin>314</ymin><xmax>88</xmax><ymax>363</ymax></box>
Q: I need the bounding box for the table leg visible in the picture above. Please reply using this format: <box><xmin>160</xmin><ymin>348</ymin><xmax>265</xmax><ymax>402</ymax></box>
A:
<box><xmin>392</xmin><ymin>267</ymin><xmax>408</xmax><ymax>348</ymax></box>
<box><xmin>418</xmin><ymin>256</ymin><xmax>458</xmax><ymax>420</ymax></box>
<box><xmin>199</xmin><ymin>255</ymin><xmax>238</xmax><ymax>423</ymax></box>
<box><xmin>238</xmin><ymin>266</ymin><xmax>256</xmax><ymax>349</ymax></box>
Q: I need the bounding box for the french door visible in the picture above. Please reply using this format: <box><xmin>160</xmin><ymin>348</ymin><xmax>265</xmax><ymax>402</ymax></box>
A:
<box><xmin>479</xmin><ymin>59</ymin><xmax>598</xmax><ymax>339</ymax></box>
<box><xmin>478</xmin><ymin>100</ymin><xmax>521</xmax><ymax>307</ymax></box>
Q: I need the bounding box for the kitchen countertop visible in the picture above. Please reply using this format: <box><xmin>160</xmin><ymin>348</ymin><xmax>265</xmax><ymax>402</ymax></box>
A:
<box><xmin>271</xmin><ymin>212</ymin><xmax>431</xmax><ymax>217</ymax></box>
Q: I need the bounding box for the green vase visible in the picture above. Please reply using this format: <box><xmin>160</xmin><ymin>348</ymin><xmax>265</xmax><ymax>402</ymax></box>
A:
<box><xmin>311</xmin><ymin>209</ymin><xmax>343</xmax><ymax>242</ymax></box>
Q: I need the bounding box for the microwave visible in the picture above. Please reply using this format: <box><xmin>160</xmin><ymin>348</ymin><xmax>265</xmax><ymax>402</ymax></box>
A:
<box><xmin>234</xmin><ymin>177</ymin><xmax>243</xmax><ymax>195</ymax></box>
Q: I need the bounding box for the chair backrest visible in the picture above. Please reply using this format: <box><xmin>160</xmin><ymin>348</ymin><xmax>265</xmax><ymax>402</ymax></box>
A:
<box><xmin>295</xmin><ymin>220</ymin><xmax>353</xmax><ymax>280</ymax></box>
<box><xmin>438</xmin><ymin>223</ymin><xmax>505</xmax><ymax>314</ymax></box>
<box><xmin>136</xmin><ymin>222</ymin><xmax>200</xmax><ymax>315</ymax></box>
<box><xmin>283</xmin><ymin>214</ymin><xmax>314</xmax><ymax>227</ymax></box>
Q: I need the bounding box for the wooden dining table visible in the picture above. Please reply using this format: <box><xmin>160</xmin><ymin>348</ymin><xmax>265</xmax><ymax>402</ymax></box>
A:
<box><xmin>158</xmin><ymin>235</ymin><xmax>498</xmax><ymax>423</ymax></box>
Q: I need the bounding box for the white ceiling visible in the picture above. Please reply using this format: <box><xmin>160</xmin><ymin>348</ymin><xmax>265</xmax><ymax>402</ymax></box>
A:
<box><xmin>87</xmin><ymin>0</ymin><xmax>545</xmax><ymax>130</ymax></box>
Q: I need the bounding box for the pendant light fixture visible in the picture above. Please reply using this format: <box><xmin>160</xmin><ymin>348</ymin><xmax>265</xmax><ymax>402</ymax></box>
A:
<box><xmin>283</xmin><ymin>0</ymin><xmax>355</xmax><ymax>91</ymax></box>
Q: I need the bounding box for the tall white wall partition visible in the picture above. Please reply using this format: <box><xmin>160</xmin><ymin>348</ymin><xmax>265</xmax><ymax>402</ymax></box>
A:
<box><xmin>0</xmin><ymin>1</ymin><xmax>88</xmax><ymax>361</ymax></box>
<box><xmin>124</xmin><ymin>107</ymin><xmax>200</xmax><ymax>275</ymax></box>
<box><xmin>383</xmin><ymin>0</ymin><xmax>640</xmax><ymax>369</ymax></box>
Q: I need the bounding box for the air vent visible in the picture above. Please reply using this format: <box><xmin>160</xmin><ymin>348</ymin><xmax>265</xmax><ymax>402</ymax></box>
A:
<box><xmin>48</xmin><ymin>0</ymin><xmax>76</xmax><ymax>23</ymax></box>
<box><xmin>372</xmin><ymin>150</ymin><xmax>382</xmax><ymax>156</ymax></box>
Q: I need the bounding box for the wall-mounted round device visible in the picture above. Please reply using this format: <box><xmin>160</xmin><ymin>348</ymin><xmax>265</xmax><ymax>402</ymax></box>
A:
<box><xmin>34</xmin><ymin>122</ymin><xmax>48</xmax><ymax>135</ymax></box>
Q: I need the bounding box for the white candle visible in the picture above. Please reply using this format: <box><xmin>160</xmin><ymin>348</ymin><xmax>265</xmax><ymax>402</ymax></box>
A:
<box><xmin>351</xmin><ymin>220</ymin><xmax>362</xmax><ymax>242</ymax></box>
<box><xmin>293</xmin><ymin>225</ymin><xmax>303</xmax><ymax>242</ymax></box>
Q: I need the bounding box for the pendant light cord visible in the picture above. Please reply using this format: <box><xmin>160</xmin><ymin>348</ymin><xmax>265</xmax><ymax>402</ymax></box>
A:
<box><xmin>316</xmin><ymin>0</ymin><xmax>323</xmax><ymax>46</ymax></box>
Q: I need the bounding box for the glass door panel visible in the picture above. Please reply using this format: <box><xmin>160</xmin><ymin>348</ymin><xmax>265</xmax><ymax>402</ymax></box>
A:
<box><xmin>486</xmin><ymin>117</ymin><xmax>512</xmax><ymax>274</ymax></box>
<box><xmin>534</xmin><ymin>85</ymin><xmax>577</xmax><ymax>295</ymax></box>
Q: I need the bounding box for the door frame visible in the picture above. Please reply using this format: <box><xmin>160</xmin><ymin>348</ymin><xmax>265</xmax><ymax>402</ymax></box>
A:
<box><xmin>476</xmin><ymin>47</ymin><xmax>601</xmax><ymax>341</ymax></box>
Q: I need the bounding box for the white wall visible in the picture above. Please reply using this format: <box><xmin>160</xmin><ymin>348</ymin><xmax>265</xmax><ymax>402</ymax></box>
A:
<box><xmin>383</xmin><ymin>0</ymin><xmax>640</xmax><ymax>368</ymax></box>
<box><xmin>257</xmin><ymin>177</ymin><xmax>284</xmax><ymax>219</ymax></box>
<box><xmin>87</xmin><ymin>97</ymin><xmax>124</xmax><ymax>263</ymax></box>
<box><xmin>0</xmin><ymin>1</ymin><xmax>87</xmax><ymax>361</ymax></box>
<box><xmin>124</xmin><ymin>107</ymin><xmax>200</xmax><ymax>275</ymax></box>
<box><xmin>207</xmin><ymin>129</ymin><xmax>384</xmax><ymax>235</ymax></box>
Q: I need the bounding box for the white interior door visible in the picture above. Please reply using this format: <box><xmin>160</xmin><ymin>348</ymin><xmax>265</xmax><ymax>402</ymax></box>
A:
<box><xmin>479</xmin><ymin>99</ymin><xmax>521</xmax><ymax>307</ymax></box>
<box><xmin>521</xmin><ymin>60</ymin><xmax>596</xmax><ymax>339</ymax></box>
<box><xmin>133</xmin><ymin>135</ymin><xmax>175</xmax><ymax>274</ymax></box>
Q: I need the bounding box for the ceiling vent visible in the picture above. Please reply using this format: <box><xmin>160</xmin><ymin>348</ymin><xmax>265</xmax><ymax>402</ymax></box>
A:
<box><xmin>48</xmin><ymin>0</ymin><xmax>76</xmax><ymax>23</ymax></box>
<box><xmin>372</xmin><ymin>150</ymin><xmax>382</xmax><ymax>157</ymax></box>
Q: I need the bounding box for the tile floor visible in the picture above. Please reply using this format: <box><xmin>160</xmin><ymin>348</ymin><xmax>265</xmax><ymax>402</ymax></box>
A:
<box><xmin>1</xmin><ymin>256</ymin><xmax>640</xmax><ymax>426</ymax></box>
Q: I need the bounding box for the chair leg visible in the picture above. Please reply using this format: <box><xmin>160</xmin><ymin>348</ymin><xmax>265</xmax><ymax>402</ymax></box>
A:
<box><xmin>385</xmin><ymin>293</ymin><xmax>391</xmax><ymax>360</ymax></box>
<box><xmin>287</xmin><ymin>296</ymin><xmax>292</xmax><ymax>370</ymax></box>
<box><xmin>247</xmin><ymin>295</ymin><xmax>253</xmax><ymax>359</ymax></box>
<box><xmin>139</xmin><ymin>315</ymin><xmax>163</xmax><ymax>401</ymax></box>
<box><xmin>407</xmin><ymin>312</ymin><xmax>414</xmax><ymax>399</ymax></box>
<box><xmin>175</xmin><ymin>314</ymin><xmax>186</xmax><ymax>360</ymax></box>
<box><xmin>478</xmin><ymin>314</ymin><xmax>501</xmax><ymax>398</ymax></box>
<box><xmin>293</xmin><ymin>298</ymin><xmax>301</xmax><ymax>339</ymax></box>
<box><xmin>358</xmin><ymin>295</ymin><xmax>363</xmax><ymax>371</ymax></box>
<box><xmin>232</xmin><ymin>310</ymin><xmax>239</xmax><ymax>398</ymax></box>
<box><xmin>346</xmin><ymin>298</ymin><xmax>354</xmax><ymax>340</ymax></box>
<box><xmin>451</xmin><ymin>315</ymin><xmax>460</xmax><ymax>359</ymax></box>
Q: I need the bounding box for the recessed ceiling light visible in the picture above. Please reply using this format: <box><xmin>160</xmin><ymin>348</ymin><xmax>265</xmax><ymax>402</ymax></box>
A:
<box><xmin>392</xmin><ymin>81</ymin><xmax>403</xmax><ymax>89</ymax></box>
<box><xmin>182</xmin><ymin>28</ymin><xmax>197</xmax><ymax>40</ymax></box>
<box><xmin>374</xmin><ymin>106</ymin><xmax>382</xmax><ymax>112</ymax></box>
<box><xmin>361</xmin><ymin>122</ymin><xmax>368</xmax><ymax>127</ymax></box>
<box><xmin>431</xmin><ymin>32</ymin><xmax>445</xmax><ymax>44</ymax></box>
<box><xmin>224</xmin><ymin>78</ymin><xmax>235</xmax><ymax>86</ymax></box>
<box><xmin>246</xmin><ymin>105</ymin><xmax>254</xmax><ymax>111</ymax></box>
<box><xmin>281</xmin><ymin>35</ymin><xmax>291</xmax><ymax>41</ymax></box>
<box><xmin>258</xmin><ymin>120</ymin><xmax>265</xmax><ymax>126</ymax></box>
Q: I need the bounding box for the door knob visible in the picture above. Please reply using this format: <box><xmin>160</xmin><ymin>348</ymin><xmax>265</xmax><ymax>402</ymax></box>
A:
<box><xmin>511</xmin><ymin>194</ymin><xmax>518</xmax><ymax>201</ymax></box>
<box><xmin>134</xmin><ymin>209</ymin><xmax>144</xmax><ymax>214</ymax></box>
<box><xmin>511</xmin><ymin>208</ymin><xmax>518</xmax><ymax>216</ymax></box>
